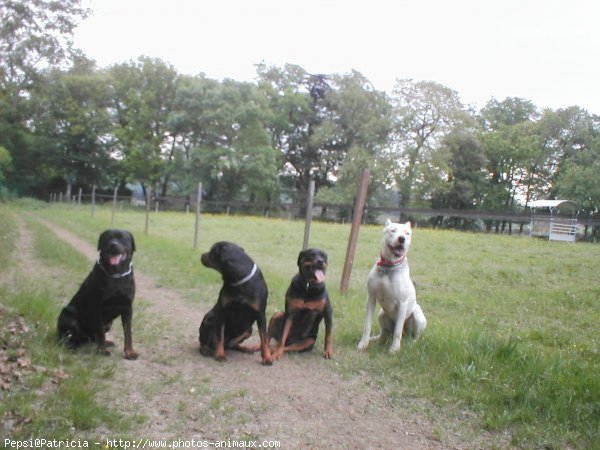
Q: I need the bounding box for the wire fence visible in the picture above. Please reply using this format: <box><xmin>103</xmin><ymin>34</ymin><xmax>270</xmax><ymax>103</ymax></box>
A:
<box><xmin>48</xmin><ymin>188</ymin><xmax>600</xmax><ymax>241</ymax></box>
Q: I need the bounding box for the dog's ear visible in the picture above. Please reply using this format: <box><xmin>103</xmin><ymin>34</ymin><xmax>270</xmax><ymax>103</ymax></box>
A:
<box><xmin>97</xmin><ymin>230</ymin><xmax>109</xmax><ymax>251</ymax></box>
<box><xmin>404</xmin><ymin>222</ymin><xmax>412</xmax><ymax>231</ymax></box>
<box><xmin>128</xmin><ymin>231</ymin><xmax>136</xmax><ymax>253</ymax></box>
<box><xmin>385</xmin><ymin>218</ymin><xmax>392</xmax><ymax>227</ymax></box>
<box><xmin>319</xmin><ymin>250</ymin><xmax>328</xmax><ymax>264</ymax></box>
<box><xmin>297</xmin><ymin>250</ymin><xmax>308</xmax><ymax>267</ymax></box>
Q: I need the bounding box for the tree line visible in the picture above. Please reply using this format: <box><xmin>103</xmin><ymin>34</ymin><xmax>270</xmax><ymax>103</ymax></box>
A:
<box><xmin>2</xmin><ymin>0</ymin><xmax>600</xmax><ymax>225</ymax></box>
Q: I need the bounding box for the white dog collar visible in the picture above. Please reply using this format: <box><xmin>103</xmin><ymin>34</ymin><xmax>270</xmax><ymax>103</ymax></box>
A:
<box><xmin>97</xmin><ymin>260</ymin><xmax>133</xmax><ymax>278</ymax></box>
<box><xmin>230</xmin><ymin>263</ymin><xmax>258</xmax><ymax>286</ymax></box>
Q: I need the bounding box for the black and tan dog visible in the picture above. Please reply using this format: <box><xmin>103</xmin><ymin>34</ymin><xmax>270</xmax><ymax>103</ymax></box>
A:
<box><xmin>199</xmin><ymin>241</ymin><xmax>273</xmax><ymax>365</ymax></box>
<box><xmin>57</xmin><ymin>229</ymin><xmax>138</xmax><ymax>359</ymax></box>
<box><xmin>269</xmin><ymin>248</ymin><xmax>333</xmax><ymax>360</ymax></box>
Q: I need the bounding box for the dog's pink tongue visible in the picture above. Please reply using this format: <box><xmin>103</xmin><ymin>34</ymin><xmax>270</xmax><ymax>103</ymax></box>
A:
<box><xmin>315</xmin><ymin>269</ymin><xmax>325</xmax><ymax>283</ymax></box>
<box><xmin>109</xmin><ymin>254</ymin><xmax>123</xmax><ymax>266</ymax></box>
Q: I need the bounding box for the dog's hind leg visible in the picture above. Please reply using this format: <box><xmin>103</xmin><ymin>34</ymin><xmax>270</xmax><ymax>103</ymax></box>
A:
<box><xmin>390</xmin><ymin>302</ymin><xmax>410</xmax><ymax>352</ymax></box>
<box><xmin>405</xmin><ymin>304</ymin><xmax>427</xmax><ymax>339</ymax></box>
<box><xmin>256</xmin><ymin>310</ymin><xmax>273</xmax><ymax>365</ymax></box>
<box><xmin>228</xmin><ymin>330</ymin><xmax>253</xmax><ymax>352</ymax></box>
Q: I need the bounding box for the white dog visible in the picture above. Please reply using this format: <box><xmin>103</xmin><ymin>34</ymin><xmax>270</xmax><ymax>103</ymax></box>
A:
<box><xmin>357</xmin><ymin>219</ymin><xmax>426</xmax><ymax>352</ymax></box>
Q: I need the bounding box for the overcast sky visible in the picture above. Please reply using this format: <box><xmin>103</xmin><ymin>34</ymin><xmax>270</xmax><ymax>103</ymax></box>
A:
<box><xmin>74</xmin><ymin>0</ymin><xmax>600</xmax><ymax>115</ymax></box>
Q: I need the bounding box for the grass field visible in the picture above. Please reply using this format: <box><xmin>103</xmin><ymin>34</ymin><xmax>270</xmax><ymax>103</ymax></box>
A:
<box><xmin>2</xmin><ymin>200</ymin><xmax>599</xmax><ymax>448</ymax></box>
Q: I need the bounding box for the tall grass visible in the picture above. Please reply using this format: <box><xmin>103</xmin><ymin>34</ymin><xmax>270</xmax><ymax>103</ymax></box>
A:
<box><xmin>12</xmin><ymin>201</ymin><xmax>600</xmax><ymax>448</ymax></box>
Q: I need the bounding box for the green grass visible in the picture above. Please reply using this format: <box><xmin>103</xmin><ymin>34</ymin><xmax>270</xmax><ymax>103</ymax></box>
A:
<box><xmin>5</xmin><ymin>200</ymin><xmax>600</xmax><ymax>448</ymax></box>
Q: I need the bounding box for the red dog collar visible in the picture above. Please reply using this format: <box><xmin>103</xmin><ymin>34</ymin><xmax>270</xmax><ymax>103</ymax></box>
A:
<box><xmin>377</xmin><ymin>254</ymin><xmax>406</xmax><ymax>267</ymax></box>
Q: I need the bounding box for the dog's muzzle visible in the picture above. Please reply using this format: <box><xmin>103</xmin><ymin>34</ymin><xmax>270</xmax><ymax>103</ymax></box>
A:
<box><xmin>107</xmin><ymin>253</ymin><xmax>127</xmax><ymax>266</ymax></box>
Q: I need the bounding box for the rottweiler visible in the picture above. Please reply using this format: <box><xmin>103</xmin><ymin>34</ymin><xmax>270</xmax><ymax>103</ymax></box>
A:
<box><xmin>57</xmin><ymin>229</ymin><xmax>138</xmax><ymax>359</ymax></box>
<box><xmin>269</xmin><ymin>248</ymin><xmax>333</xmax><ymax>360</ymax></box>
<box><xmin>199</xmin><ymin>241</ymin><xmax>273</xmax><ymax>365</ymax></box>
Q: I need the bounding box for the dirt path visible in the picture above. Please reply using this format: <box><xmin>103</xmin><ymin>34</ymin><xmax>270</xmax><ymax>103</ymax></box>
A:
<box><xmin>20</xmin><ymin>215</ymin><xmax>462</xmax><ymax>449</ymax></box>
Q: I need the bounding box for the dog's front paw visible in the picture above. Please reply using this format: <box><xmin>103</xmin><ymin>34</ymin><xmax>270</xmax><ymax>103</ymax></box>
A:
<box><xmin>124</xmin><ymin>350</ymin><xmax>139</xmax><ymax>360</ymax></box>
<box><xmin>357</xmin><ymin>339</ymin><xmax>369</xmax><ymax>350</ymax></box>
<box><xmin>271</xmin><ymin>348</ymin><xmax>284</xmax><ymax>361</ymax></box>
<box><xmin>323</xmin><ymin>348</ymin><xmax>333</xmax><ymax>359</ymax></box>
<box><xmin>98</xmin><ymin>347</ymin><xmax>111</xmax><ymax>356</ymax></box>
<box><xmin>389</xmin><ymin>340</ymin><xmax>401</xmax><ymax>353</ymax></box>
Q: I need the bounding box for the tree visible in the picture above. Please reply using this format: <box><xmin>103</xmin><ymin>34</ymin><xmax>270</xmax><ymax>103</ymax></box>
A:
<box><xmin>315</xmin><ymin>71</ymin><xmax>391</xmax><ymax>207</ymax></box>
<box><xmin>257</xmin><ymin>63</ymin><xmax>334</xmax><ymax>198</ymax></box>
<box><xmin>190</xmin><ymin>79</ymin><xmax>280</xmax><ymax>203</ymax></box>
<box><xmin>0</xmin><ymin>0</ymin><xmax>89</xmax><ymax>195</ymax></box>
<box><xmin>535</xmin><ymin>107</ymin><xmax>599</xmax><ymax>201</ymax></box>
<box><xmin>167</xmin><ymin>74</ymin><xmax>280</xmax><ymax>202</ymax></box>
<box><xmin>28</xmin><ymin>57</ymin><xmax>112</xmax><ymax>195</ymax></box>
<box><xmin>167</xmin><ymin>73</ymin><xmax>222</xmax><ymax>191</ymax></box>
<box><xmin>432</xmin><ymin>132</ymin><xmax>486</xmax><ymax>210</ymax></box>
<box><xmin>478</xmin><ymin>97</ymin><xmax>540</xmax><ymax>209</ymax></box>
<box><xmin>258</xmin><ymin>63</ymin><xmax>391</xmax><ymax>205</ymax></box>
<box><xmin>0</xmin><ymin>0</ymin><xmax>89</xmax><ymax>93</ymax></box>
<box><xmin>389</xmin><ymin>79</ymin><xmax>470</xmax><ymax>207</ymax></box>
<box><xmin>554</xmin><ymin>144</ymin><xmax>600</xmax><ymax>214</ymax></box>
<box><xmin>107</xmin><ymin>57</ymin><xmax>180</xmax><ymax>194</ymax></box>
<box><xmin>0</xmin><ymin>145</ymin><xmax>12</xmax><ymax>199</ymax></box>
<box><xmin>552</xmin><ymin>110</ymin><xmax>600</xmax><ymax>214</ymax></box>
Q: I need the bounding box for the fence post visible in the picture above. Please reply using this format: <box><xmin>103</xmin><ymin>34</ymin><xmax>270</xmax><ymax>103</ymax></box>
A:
<box><xmin>340</xmin><ymin>169</ymin><xmax>370</xmax><ymax>295</ymax></box>
<box><xmin>145</xmin><ymin>188</ymin><xmax>151</xmax><ymax>235</ymax></box>
<box><xmin>91</xmin><ymin>185</ymin><xmax>96</xmax><ymax>217</ymax></box>
<box><xmin>302</xmin><ymin>179</ymin><xmax>315</xmax><ymax>250</ymax></box>
<box><xmin>111</xmin><ymin>186</ymin><xmax>117</xmax><ymax>225</ymax></box>
<box><xmin>194</xmin><ymin>182</ymin><xmax>202</xmax><ymax>250</ymax></box>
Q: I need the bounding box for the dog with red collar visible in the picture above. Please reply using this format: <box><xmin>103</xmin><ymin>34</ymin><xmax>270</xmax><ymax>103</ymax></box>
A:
<box><xmin>357</xmin><ymin>219</ymin><xmax>426</xmax><ymax>352</ymax></box>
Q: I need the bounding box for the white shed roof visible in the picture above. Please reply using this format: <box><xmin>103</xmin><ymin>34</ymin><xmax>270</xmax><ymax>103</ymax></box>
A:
<box><xmin>527</xmin><ymin>199</ymin><xmax>578</xmax><ymax>209</ymax></box>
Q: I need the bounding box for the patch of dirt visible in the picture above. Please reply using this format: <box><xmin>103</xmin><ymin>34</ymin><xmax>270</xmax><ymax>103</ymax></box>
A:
<box><xmin>16</xmin><ymin>215</ymin><xmax>481</xmax><ymax>449</ymax></box>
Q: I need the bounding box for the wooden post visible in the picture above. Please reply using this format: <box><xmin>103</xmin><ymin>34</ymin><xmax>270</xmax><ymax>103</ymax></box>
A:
<box><xmin>302</xmin><ymin>179</ymin><xmax>315</xmax><ymax>250</ymax></box>
<box><xmin>91</xmin><ymin>185</ymin><xmax>96</xmax><ymax>217</ymax></box>
<box><xmin>194</xmin><ymin>182</ymin><xmax>202</xmax><ymax>250</ymax></box>
<box><xmin>340</xmin><ymin>169</ymin><xmax>370</xmax><ymax>295</ymax></box>
<box><xmin>145</xmin><ymin>188</ymin><xmax>151</xmax><ymax>235</ymax></box>
<box><xmin>77</xmin><ymin>188</ymin><xmax>82</xmax><ymax>208</ymax></box>
<box><xmin>111</xmin><ymin>186</ymin><xmax>118</xmax><ymax>225</ymax></box>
